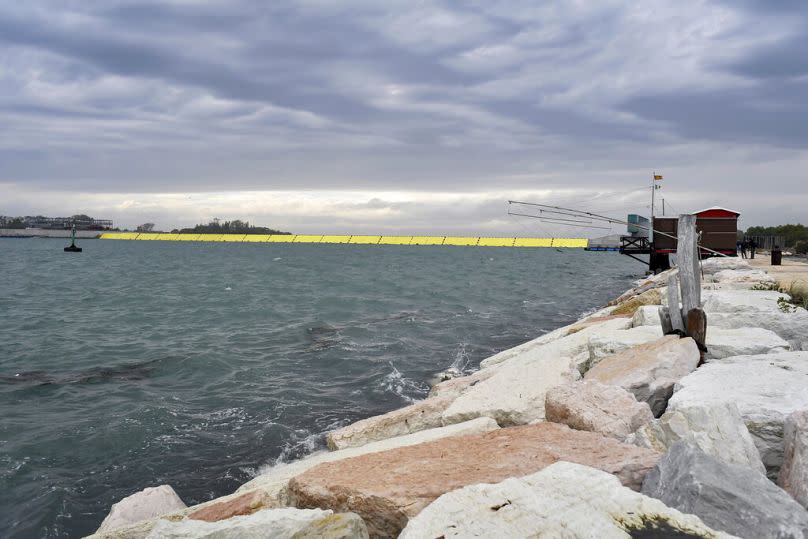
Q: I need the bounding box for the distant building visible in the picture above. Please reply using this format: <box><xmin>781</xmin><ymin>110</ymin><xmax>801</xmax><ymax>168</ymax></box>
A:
<box><xmin>20</xmin><ymin>215</ymin><xmax>114</xmax><ymax>230</ymax></box>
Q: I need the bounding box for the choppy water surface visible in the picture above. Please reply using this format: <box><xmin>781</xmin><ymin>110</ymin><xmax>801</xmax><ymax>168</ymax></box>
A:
<box><xmin>0</xmin><ymin>238</ymin><xmax>640</xmax><ymax>538</ymax></box>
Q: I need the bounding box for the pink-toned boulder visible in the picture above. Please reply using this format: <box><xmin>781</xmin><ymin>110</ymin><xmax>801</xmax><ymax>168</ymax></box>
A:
<box><xmin>545</xmin><ymin>380</ymin><xmax>654</xmax><ymax>440</ymax></box>
<box><xmin>289</xmin><ymin>422</ymin><xmax>659</xmax><ymax>537</ymax></box>
<box><xmin>585</xmin><ymin>336</ymin><xmax>700</xmax><ymax>417</ymax></box>
<box><xmin>188</xmin><ymin>490</ymin><xmax>269</xmax><ymax>522</ymax></box>
<box><xmin>326</xmin><ymin>396</ymin><xmax>453</xmax><ymax>450</ymax></box>
<box><xmin>779</xmin><ymin>410</ymin><xmax>808</xmax><ymax>509</ymax></box>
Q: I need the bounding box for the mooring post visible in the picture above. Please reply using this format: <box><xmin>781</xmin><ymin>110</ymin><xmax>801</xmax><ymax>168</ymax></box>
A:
<box><xmin>666</xmin><ymin>273</ymin><xmax>685</xmax><ymax>333</ymax></box>
<box><xmin>677</xmin><ymin>214</ymin><xmax>706</xmax><ymax>356</ymax></box>
<box><xmin>677</xmin><ymin>215</ymin><xmax>701</xmax><ymax>315</ymax></box>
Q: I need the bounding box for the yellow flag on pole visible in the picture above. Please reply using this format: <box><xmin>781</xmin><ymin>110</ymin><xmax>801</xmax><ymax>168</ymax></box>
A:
<box><xmin>654</xmin><ymin>174</ymin><xmax>663</xmax><ymax>181</ymax></box>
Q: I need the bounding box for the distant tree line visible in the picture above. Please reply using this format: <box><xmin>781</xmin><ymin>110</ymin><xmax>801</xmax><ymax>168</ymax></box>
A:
<box><xmin>745</xmin><ymin>223</ymin><xmax>808</xmax><ymax>253</ymax></box>
<box><xmin>171</xmin><ymin>219</ymin><xmax>291</xmax><ymax>235</ymax></box>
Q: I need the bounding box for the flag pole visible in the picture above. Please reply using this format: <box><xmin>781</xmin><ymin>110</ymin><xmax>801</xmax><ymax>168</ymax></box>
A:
<box><xmin>650</xmin><ymin>172</ymin><xmax>656</xmax><ymax>244</ymax></box>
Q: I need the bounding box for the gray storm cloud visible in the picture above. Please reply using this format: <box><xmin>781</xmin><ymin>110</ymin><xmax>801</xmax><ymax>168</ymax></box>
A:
<box><xmin>1</xmin><ymin>0</ymin><xmax>806</xmax><ymax>232</ymax></box>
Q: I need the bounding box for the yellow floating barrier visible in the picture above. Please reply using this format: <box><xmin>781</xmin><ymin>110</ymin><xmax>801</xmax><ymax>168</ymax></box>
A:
<box><xmin>294</xmin><ymin>235</ymin><xmax>323</xmax><ymax>243</ymax></box>
<box><xmin>552</xmin><ymin>238</ymin><xmax>589</xmax><ymax>248</ymax></box>
<box><xmin>175</xmin><ymin>234</ymin><xmax>200</xmax><ymax>241</ymax></box>
<box><xmin>477</xmin><ymin>237</ymin><xmax>516</xmax><ymax>247</ymax></box>
<box><xmin>409</xmin><ymin>236</ymin><xmax>445</xmax><ymax>245</ymax></box>
<box><xmin>100</xmin><ymin>232</ymin><xmax>140</xmax><ymax>240</ymax></box>
<box><xmin>349</xmin><ymin>235</ymin><xmax>381</xmax><ymax>244</ymax></box>
<box><xmin>218</xmin><ymin>234</ymin><xmax>247</xmax><ymax>242</ymax></box>
<box><xmin>267</xmin><ymin>235</ymin><xmax>296</xmax><ymax>243</ymax></box>
<box><xmin>101</xmin><ymin>233</ymin><xmax>588</xmax><ymax>249</ymax></box>
<box><xmin>197</xmin><ymin>234</ymin><xmax>223</xmax><ymax>242</ymax></box>
<box><xmin>513</xmin><ymin>238</ymin><xmax>553</xmax><ymax>248</ymax></box>
<box><xmin>444</xmin><ymin>236</ymin><xmax>479</xmax><ymax>246</ymax></box>
<box><xmin>320</xmin><ymin>235</ymin><xmax>352</xmax><ymax>244</ymax></box>
<box><xmin>379</xmin><ymin>236</ymin><xmax>412</xmax><ymax>245</ymax></box>
<box><xmin>242</xmin><ymin>234</ymin><xmax>272</xmax><ymax>242</ymax></box>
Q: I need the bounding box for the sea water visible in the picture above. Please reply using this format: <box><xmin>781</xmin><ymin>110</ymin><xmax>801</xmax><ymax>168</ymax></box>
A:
<box><xmin>0</xmin><ymin>238</ymin><xmax>640</xmax><ymax>538</ymax></box>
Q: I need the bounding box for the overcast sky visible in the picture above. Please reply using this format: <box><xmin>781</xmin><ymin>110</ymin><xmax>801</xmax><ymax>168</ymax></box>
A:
<box><xmin>1</xmin><ymin>0</ymin><xmax>806</xmax><ymax>234</ymax></box>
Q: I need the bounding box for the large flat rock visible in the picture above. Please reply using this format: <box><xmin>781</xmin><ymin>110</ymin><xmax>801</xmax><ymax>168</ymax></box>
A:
<box><xmin>238</xmin><ymin>417</ymin><xmax>498</xmax><ymax>505</ymax></box>
<box><xmin>642</xmin><ymin>442</ymin><xmax>808</xmax><ymax>539</ymax></box>
<box><xmin>585</xmin><ymin>326</ymin><xmax>664</xmax><ymax>370</ymax></box>
<box><xmin>288</xmin><ymin>422</ymin><xmax>659</xmax><ymax>537</ymax></box>
<box><xmin>628</xmin><ymin>311</ymin><xmax>791</xmax><ymax>359</ymax></box>
<box><xmin>708</xmin><ymin>268</ymin><xmax>776</xmax><ymax>286</ymax></box>
<box><xmin>585</xmin><ymin>336</ymin><xmax>700</xmax><ymax>417</ymax></box>
<box><xmin>326</xmin><ymin>396</ymin><xmax>453</xmax><ymax>450</ymax></box>
<box><xmin>669</xmin><ymin>352</ymin><xmax>808</xmax><ymax>477</ymax></box>
<box><xmin>442</xmin><ymin>352</ymin><xmax>579</xmax><ymax>426</ymax></box>
<box><xmin>97</xmin><ymin>485</ymin><xmax>187</xmax><ymax>533</ymax></box>
<box><xmin>545</xmin><ymin>380</ymin><xmax>653</xmax><ymax>440</ymax></box>
<box><xmin>401</xmin><ymin>461</ymin><xmax>736</xmax><ymax>539</ymax></box>
<box><xmin>629</xmin><ymin>401</ymin><xmax>765</xmax><ymax>474</ymax></box>
<box><xmin>703</xmin><ymin>327</ymin><xmax>790</xmax><ymax>359</ymax></box>
<box><xmin>478</xmin><ymin>316</ymin><xmax>631</xmax><ymax>369</ymax></box>
<box><xmin>145</xmin><ymin>508</ymin><xmax>368</xmax><ymax>539</ymax></box>
<box><xmin>700</xmin><ymin>257</ymin><xmax>752</xmax><ymax>274</ymax></box>
<box><xmin>702</xmin><ymin>290</ymin><xmax>808</xmax><ymax>345</ymax></box>
<box><xmin>780</xmin><ymin>411</ymin><xmax>808</xmax><ymax>509</ymax></box>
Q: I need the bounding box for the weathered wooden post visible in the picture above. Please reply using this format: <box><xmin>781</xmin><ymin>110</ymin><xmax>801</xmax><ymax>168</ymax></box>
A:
<box><xmin>677</xmin><ymin>214</ymin><xmax>707</xmax><ymax>360</ymax></box>
<box><xmin>666</xmin><ymin>273</ymin><xmax>686</xmax><ymax>333</ymax></box>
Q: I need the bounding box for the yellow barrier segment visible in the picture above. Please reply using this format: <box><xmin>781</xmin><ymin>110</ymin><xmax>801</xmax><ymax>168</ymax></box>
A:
<box><xmin>100</xmin><ymin>232</ymin><xmax>140</xmax><ymax>240</ymax></box>
<box><xmin>242</xmin><ymin>234</ymin><xmax>272</xmax><ymax>242</ymax></box>
<box><xmin>103</xmin><ymin>233</ymin><xmax>588</xmax><ymax>249</ymax></box>
<box><xmin>267</xmin><ymin>235</ymin><xmax>296</xmax><ymax>242</ymax></box>
<box><xmin>379</xmin><ymin>236</ymin><xmax>412</xmax><ymax>245</ymax></box>
<box><xmin>552</xmin><ymin>238</ymin><xmax>589</xmax><ymax>248</ymax></box>
<box><xmin>199</xmin><ymin>234</ymin><xmax>224</xmax><ymax>242</ymax></box>
<box><xmin>477</xmin><ymin>237</ymin><xmax>516</xmax><ymax>247</ymax></box>
<box><xmin>176</xmin><ymin>234</ymin><xmax>200</xmax><ymax>241</ymax></box>
<box><xmin>513</xmin><ymin>238</ymin><xmax>553</xmax><ymax>247</ymax></box>
<box><xmin>294</xmin><ymin>235</ymin><xmax>323</xmax><ymax>243</ymax></box>
<box><xmin>320</xmin><ymin>235</ymin><xmax>352</xmax><ymax>243</ymax></box>
<box><xmin>410</xmin><ymin>236</ymin><xmax>445</xmax><ymax>245</ymax></box>
<box><xmin>444</xmin><ymin>236</ymin><xmax>479</xmax><ymax>246</ymax></box>
<box><xmin>349</xmin><ymin>235</ymin><xmax>381</xmax><ymax>244</ymax></box>
<box><xmin>218</xmin><ymin>234</ymin><xmax>247</xmax><ymax>242</ymax></box>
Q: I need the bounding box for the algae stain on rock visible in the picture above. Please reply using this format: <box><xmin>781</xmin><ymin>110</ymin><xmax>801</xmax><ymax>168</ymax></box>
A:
<box><xmin>618</xmin><ymin>515</ymin><xmax>723</xmax><ymax>539</ymax></box>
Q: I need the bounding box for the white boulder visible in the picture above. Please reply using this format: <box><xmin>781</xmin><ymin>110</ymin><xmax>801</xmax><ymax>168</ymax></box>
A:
<box><xmin>585</xmin><ymin>336</ymin><xmax>700</xmax><ymax>417</ymax></box>
<box><xmin>702</xmin><ymin>290</ymin><xmax>808</xmax><ymax>345</ymax></box>
<box><xmin>708</xmin><ymin>269</ymin><xmax>776</xmax><ymax>286</ymax></box>
<box><xmin>585</xmin><ymin>326</ymin><xmax>664</xmax><ymax>371</ymax></box>
<box><xmin>479</xmin><ymin>316</ymin><xmax>631</xmax><ymax>369</ymax></box>
<box><xmin>545</xmin><ymin>381</ymin><xmax>653</xmax><ymax>440</ymax></box>
<box><xmin>669</xmin><ymin>352</ymin><xmax>808</xmax><ymax>478</ymax></box>
<box><xmin>97</xmin><ymin>485</ymin><xmax>187</xmax><ymax>533</ymax></box>
<box><xmin>779</xmin><ymin>411</ymin><xmax>808</xmax><ymax>509</ymax></box>
<box><xmin>442</xmin><ymin>353</ymin><xmax>579</xmax><ymax>426</ymax></box>
<box><xmin>145</xmin><ymin>508</ymin><xmax>367</xmax><ymax>539</ymax></box>
<box><xmin>629</xmin><ymin>402</ymin><xmax>766</xmax><ymax>474</ymax></box>
<box><xmin>631</xmin><ymin>305</ymin><xmax>662</xmax><ymax>327</ymax></box>
<box><xmin>238</xmin><ymin>417</ymin><xmax>499</xmax><ymax>505</ymax></box>
<box><xmin>703</xmin><ymin>326</ymin><xmax>790</xmax><ymax>359</ymax></box>
<box><xmin>700</xmin><ymin>257</ymin><xmax>751</xmax><ymax>274</ymax></box>
<box><xmin>399</xmin><ymin>461</ymin><xmax>736</xmax><ymax>539</ymax></box>
<box><xmin>326</xmin><ymin>396</ymin><xmax>453</xmax><ymax>450</ymax></box>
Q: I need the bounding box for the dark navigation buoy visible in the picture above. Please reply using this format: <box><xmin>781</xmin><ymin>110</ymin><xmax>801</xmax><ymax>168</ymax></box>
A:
<box><xmin>64</xmin><ymin>225</ymin><xmax>83</xmax><ymax>253</ymax></box>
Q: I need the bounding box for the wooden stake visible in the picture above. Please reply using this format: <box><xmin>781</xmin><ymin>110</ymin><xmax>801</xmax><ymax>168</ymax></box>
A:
<box><xmin>678</xmin><ymin>214</ymin><xmax>701</xmax><ymax>315</ymax></box>
<box><xmin>667</xmin><ymin>274</ymin><xmax>686</xmax><ymax>333</ymax></box>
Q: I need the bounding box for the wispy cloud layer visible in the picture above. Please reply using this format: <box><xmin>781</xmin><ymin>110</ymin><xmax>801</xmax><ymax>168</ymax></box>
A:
<box><xmin>1</xmin><ymin>1</ymin><xmax>806</xmax><ymax>232</ymax></box>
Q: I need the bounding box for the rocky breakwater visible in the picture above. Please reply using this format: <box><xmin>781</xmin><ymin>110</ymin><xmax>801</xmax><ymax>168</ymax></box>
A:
<box><xmin>87</xmin><ymin>256</ymin><xmax>808</xmax><ymax>538</ymax></box>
